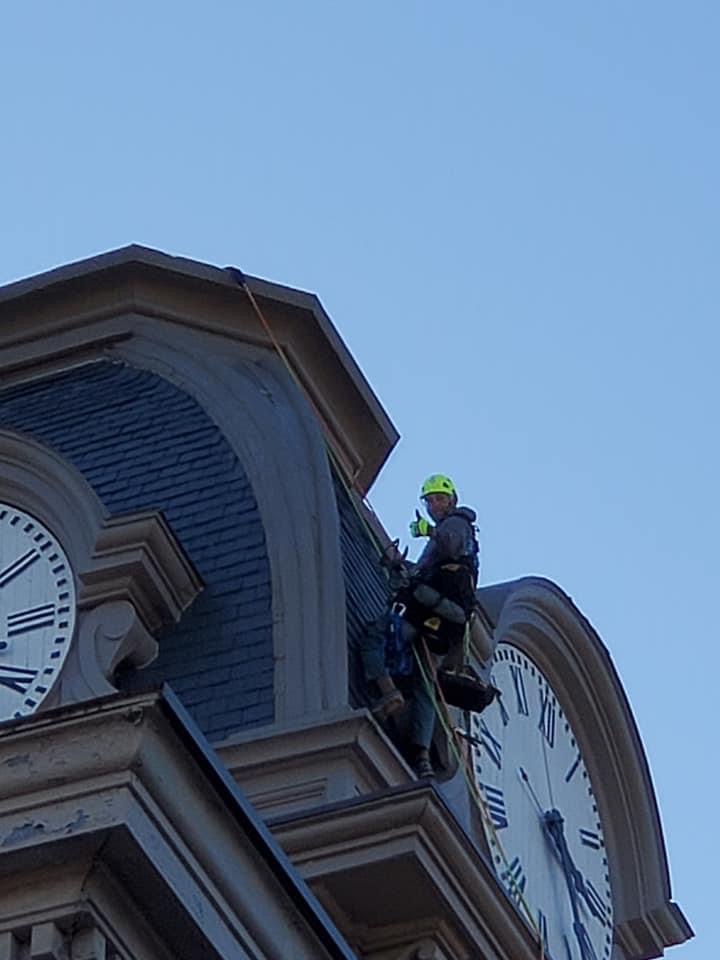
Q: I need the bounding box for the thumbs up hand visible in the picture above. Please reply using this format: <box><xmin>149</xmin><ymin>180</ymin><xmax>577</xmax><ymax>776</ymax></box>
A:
<box><xmin>409</xmin><ymin>510</ymin><xmax>434</xmax><ymax>538</ymax></box>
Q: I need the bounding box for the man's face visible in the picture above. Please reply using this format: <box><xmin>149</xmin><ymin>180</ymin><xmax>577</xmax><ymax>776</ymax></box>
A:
<box><xmin>423</xmin><ymin>492</ymin><xmax>454</xmax><ymax>522</ymax></box>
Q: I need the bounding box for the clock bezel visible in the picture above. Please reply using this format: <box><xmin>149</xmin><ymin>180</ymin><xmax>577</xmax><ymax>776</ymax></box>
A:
<box><xmin>471</xmin><ymin>639</ymin><xmax>614</xmax><ymax>960</ymax></box>
<box><xmin>0</xmin><ymin>502</ymin><xmax>77</xmax><ymax>719</ymax></box>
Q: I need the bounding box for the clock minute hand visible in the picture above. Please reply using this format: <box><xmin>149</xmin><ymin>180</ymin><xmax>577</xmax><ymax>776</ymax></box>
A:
<box><xmin>544</xmin><ymin>810</ymin><xmax>581</xmax><ymax>906</ymax></box>
<box><xmin>544</xmin><ymin>810</ymin><xmax>599</xmax><ymax>960</ymax></box>
<box><xmin>520</xmin><ymin>772</ymin><xmax>600</xmax><ymax>913</ymax></box>
<box><xmin>542</xmin><ymin>808</ymin><xmax>606</xmax><ymax>924</ymax></box>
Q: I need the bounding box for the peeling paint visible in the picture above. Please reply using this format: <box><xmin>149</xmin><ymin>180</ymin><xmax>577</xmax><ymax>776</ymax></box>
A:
<box><xmin>63</xmin><ymin>809</ymin><xmax>90</xmax><ymax>833</ymax></box>
<box><xmin>1</xmin><ymin>821</ymin><xmax>45</xmax><ymax>847</ymax></box>
<box><xmin>1</xmin><ymin>809</ymin><xmax>91</xmax><ymax>847</ymax></box>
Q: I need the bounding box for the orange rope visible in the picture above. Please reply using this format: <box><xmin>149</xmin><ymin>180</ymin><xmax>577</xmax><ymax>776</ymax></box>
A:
<box><xmin>231</xmin><ymin>269</ymin><xmax>544</xmax><ymax>958</ymax></box>
<box><xmin>231</xmin><ymin>269</ymin><xmax>388</xmax><ymax>559</ymax></box>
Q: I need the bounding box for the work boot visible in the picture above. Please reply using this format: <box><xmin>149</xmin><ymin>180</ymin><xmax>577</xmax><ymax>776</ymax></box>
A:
<box><xmin>411</xmin><ymin>747</ymin><xmax>434</xmax><ymax>779</ymax></box>
<box><xmin>371</xmin><ymin>689</ymin><xmax>405</xmax><ymax>721</ymax></box>
<box><xmin>371</xmin><ymin>674</ymin><xmax>405</xmax><ymax>720</ymax></box>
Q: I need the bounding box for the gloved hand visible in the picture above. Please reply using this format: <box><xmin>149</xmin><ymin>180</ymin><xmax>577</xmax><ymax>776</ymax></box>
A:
<box><xmin>409</xmin><ymin>510</ymin><xmax>434</xmax><ymax>538</ymax></box>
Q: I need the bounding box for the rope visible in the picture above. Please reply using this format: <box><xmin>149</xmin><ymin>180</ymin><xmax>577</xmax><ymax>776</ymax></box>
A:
<box><xmin>413</xmin><ymin>640</ymin><xmax>542</xmax><ymax>951</ymax></box>
<box><xmin>226</xmin><ymin>267</ymin><xmax>389</xmax><ymax>562</ymax></box>
<box><xmin>228</xmin><ymin>266</ymin><xmax>544</xmax><ymax>958</ymax></box>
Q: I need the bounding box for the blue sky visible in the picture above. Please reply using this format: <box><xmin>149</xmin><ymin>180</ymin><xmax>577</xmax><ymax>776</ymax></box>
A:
<box><xmin>1</xmin><ymin>2</ymin><xmax>715</xmax><ymax>954</ymax></box>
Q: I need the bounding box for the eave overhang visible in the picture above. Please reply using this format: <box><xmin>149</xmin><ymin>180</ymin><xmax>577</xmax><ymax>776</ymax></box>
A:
<box><xmin>0</xmin><ymin>245</ymin><xmax>398</xmax><ymax>493</ymax></box>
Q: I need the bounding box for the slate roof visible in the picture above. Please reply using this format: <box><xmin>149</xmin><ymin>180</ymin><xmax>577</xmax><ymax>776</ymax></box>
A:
<box><xmin>0</xmin><ymin>359</ymin><xmax>274</xmax><ymax>740</ymax></box>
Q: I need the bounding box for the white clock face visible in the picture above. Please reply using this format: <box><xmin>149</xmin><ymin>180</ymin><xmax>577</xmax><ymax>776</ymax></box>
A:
<box><xmin>472</xmin><ymin>643</ymin><xmax>613</xmax><ymax>960</ymax></box>
<box><xmin>0</xmin><ymin>504</ymin><xmax>76</xmax><ymax>719</ymax></box>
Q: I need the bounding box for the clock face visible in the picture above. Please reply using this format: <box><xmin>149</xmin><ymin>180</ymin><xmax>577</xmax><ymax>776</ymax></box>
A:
<box><xmin>0</xmin><ymin>504</ymin><xmax>76</xmax><ymax>719</ymax></box>
<box><xmin>472</xmin><ymin>643</ymin><xmax>613</xmax><ymax>960</ymax></box>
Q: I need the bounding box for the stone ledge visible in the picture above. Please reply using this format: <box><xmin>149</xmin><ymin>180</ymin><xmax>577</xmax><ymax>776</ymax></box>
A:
<box><xmin>270</xmin><ymin>785</ymin><xmax>541</xmax><ymax>960</ymax></box>
<box><xmin>78</xmin><ymin>510</ymin><xmax>203</xmax><ymax>634</ymax></box>
<box><xmin>217</xmin><ymin>708</ymin><xmax>413</xmax><ymax>818</ymax></box>
<box><xmin>0</xmin><ymin>692</ymin><xmax>354</xmax><ymax>960</ymax></box>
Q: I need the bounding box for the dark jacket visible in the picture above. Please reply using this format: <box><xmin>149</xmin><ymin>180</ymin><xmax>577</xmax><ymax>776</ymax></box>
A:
<box><xmin>417</xmin><ymin>506</ymin><xmax>479</xmax><ymax>584</ymax></box>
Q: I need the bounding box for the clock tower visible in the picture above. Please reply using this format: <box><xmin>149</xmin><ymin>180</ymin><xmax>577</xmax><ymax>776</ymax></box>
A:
<box><xmin>0</xmin><ymin>247</ymin><xmax>691</xmax><ymax>960</ymax></box>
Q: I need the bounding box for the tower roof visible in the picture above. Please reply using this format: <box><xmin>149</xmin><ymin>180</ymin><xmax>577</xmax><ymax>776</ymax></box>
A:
<box><xmin>0</xmin><ymin>244</ymin><xmax>399</xmax><ymax>493</ymax></box>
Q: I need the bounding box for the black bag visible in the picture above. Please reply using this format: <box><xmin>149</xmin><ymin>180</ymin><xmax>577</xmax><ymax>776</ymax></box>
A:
<box><xmin>438</xmin><ymin>668</ymin><xmax>498</xmax><ymax>713</ymax></box>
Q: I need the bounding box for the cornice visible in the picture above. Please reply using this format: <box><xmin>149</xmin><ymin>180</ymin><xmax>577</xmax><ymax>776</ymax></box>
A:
<box><xmin>77</xmin><ymin>509</ymin><xmax>204</xmax><ymax>634</ymax></box>
<box><xmin>270</xmin><ymin>784</ymin><xmax>541</xmax><ymax>960</ymax></box>
<box><xmin>0</xmin><ymin>245</ymin><xmax>398</xmax><ymax>493</ymax></box>
<box><xmin>0</xmin><ymin>691</ymin><xmax>356</xmax><ymax>960</ymax></box>
<box><xmin>218</xmin><ymin>708</ymin><xmax>413</xmax><ymax>820</ymax></box>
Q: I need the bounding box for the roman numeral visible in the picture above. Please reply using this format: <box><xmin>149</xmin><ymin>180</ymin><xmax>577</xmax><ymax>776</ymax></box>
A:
<box><xmin>579</xmin><ymin>828</ymin><xmax>602</xmax><ymax>850</ymax></box>
<box><xmin>566</xmin><ymin>750</ymin><xmax>581</xmax><ymax>782</ymax></box>
<box><xmin>584</xmin><ymin>879</ymin><xmax>610</xmax><ymax>925</ymax></box>
<box><xmin>481</xmin><ymin>783</ymin><xmax>508</xmax><ymax>829</ymax></box>
<box><xmin>478</xmin><ymin>719</ymin><xmax>503</xmax><ymax>770</ymax></box>
<box><xmin>501</xmin><ymin>856</ymin><xmax>527</xmax><ymax>904</ymax></box>
<box><xmin>577</xmin><ymin>925</ymin><xmax>599</xmax><ymax>960</ymax></box>
<box><xmin>0</xmin><ymin>665</ymin><xmax>38</xmax><ymax>695</ymax></box>
<box><xmin>6</xmin><ymin>603</ymin><xmax>56</xmax><ymax>637</ymax></box>
<box><xmin>0</xmin><ymin>549</ymin><xmax>40</xmax><ymax>588</ymax></box>
<box><xmin>538</xmin><ymin>689</ymin><xmax>556</xmax><ymax>747</ymax></box>
<box><xmin>495</xmin><ymin>685</ymin><xmax>510</xmax><ymax>727</ymax></box>
<box><xmin>537</xmin><ymin>910</ymin><xmax>549</xmax><ymax>951</ymax></box>
<box><xmin>510</xmin><ymin>665</ymin><xmax>529</xmax><ymax>715</ymax></box>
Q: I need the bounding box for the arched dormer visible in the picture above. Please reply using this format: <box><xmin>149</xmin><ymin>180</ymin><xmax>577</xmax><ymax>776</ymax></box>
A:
<box><xmin>0</xmin><ymin>245</ymin><xmax>398</xmax><ymax>736</ymax></box>
<box><xmin>475</xmin><ymin>576</ymin><xmax>692</xmax><ymax>959</ymax></box>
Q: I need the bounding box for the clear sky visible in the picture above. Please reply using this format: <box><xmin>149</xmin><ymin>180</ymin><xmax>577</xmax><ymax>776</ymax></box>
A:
<box><xmin>1</xmin><ymin>2</ymin><xmax>714</xmax><ymax>954</ymax></box>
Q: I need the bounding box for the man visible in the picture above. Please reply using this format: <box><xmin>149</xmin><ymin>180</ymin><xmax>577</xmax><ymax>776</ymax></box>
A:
<box><xmin>397</xmin><ymin>474</ymin><xmax>480</xmax><ymax>778</ymax></box>
<box><xmin>359</xmin><ymin>474</ymin><xmax>480</xmax><ymax>778</ymax></box>
<box><xmin>405</xmin><ymin>473</ymin><xmax>479</xmax><ymax>650</ymax></box>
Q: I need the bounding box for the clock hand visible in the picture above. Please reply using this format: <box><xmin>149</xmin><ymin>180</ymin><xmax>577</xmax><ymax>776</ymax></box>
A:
<box><xmin>521</xmin><ymin>764</ymin><xmax>604</xmax><ymax>919</ymax></box>
<box><xmin>573</xmin><ymin>920</ymin><xmax>599</xmax><ymax>960</ymax></box>
<box><xmin>518</xmin><ymin>772</ymin><xmax>600</xmax><ymax>947</ymax></box>
<box><xmin>517</xmin><ymin>766</ymin><xmax>545</xmax><ymax>817</ymax></box>
<box><xmin>544</xmin><ymin>810</ymin><xmax>600</xmax><ymax>960</ymax></box>
<box><xmin>542</xmin><ymin>809</ymin><xmax>606</xmax><ymax>925</ymax></box>
<box><xmin>520</xmin><ymin>768</ymin><xmax>606</xmax><ymax>928</ymax></box>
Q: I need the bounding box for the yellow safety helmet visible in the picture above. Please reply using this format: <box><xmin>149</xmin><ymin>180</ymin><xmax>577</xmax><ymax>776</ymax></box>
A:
<box><xmin>420</xmin><ymin>474</ymin><xmax>457</xmax><ymax>499</ymax></box>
